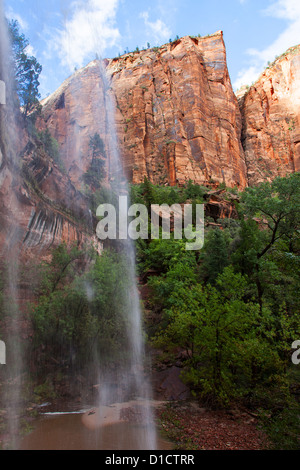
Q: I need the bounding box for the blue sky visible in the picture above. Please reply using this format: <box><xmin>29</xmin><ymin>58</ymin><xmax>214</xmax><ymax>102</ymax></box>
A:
<box><xmin>4</xmin><ymin>0</ymin><xmax>300</xmax><ymax>98</ymax></box>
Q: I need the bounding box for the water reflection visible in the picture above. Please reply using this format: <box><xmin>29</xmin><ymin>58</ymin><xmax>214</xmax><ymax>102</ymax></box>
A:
<box><xmin>20</xmin><ymin>412</ymin><xmax>172</xmax><ymax>450</ymax></box>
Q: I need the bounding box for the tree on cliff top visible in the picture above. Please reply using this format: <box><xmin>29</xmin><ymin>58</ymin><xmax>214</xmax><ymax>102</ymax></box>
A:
<box><xmin>8</xmin><ymin>19</ymin><xmax>42</xmax><ymax>118</ymax></box>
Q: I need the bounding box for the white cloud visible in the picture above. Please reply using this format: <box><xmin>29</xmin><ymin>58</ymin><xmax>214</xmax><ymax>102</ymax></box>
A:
<box><xmin>140</xmin><ymin>11</ymin><xmax>172</xmax><ymax>45</ymax></box>
<box><xmin>234</xmin><ymin>65</ymin><xmax>263</xmax><ymax>91</ymax></box>
<box><xmin>5</xmin><ymin>7</ymin><xmax>29</xmax><ymax>31</ymax></box>
<box><xmin>234</xmin><ymin>0</ymin><xmax>300</xmax><ymax>89</ymax></box>
<box><xmin>263</xmin><ymin>0</ymin><xmax>300</xmax><ymax>20</ymax></box>
<box><xmin>24</xmin><ymin>44</ymin><xmax>36</xmax><ymax>57</ymax></box>
<box><xmin>51</xmin><ymin>0</ymin><xmax>121</xmax><ymax>71</ymax></box>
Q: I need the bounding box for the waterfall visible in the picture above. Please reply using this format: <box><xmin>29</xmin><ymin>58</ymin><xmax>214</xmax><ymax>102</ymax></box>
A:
<box><xmin>91</xmin><ymin>59</ymin><xmax>157</xmax><ymax>450</ymax></box>
<box><xmin>0</xmin><ymin>0</ymin><xmax>157</xmax><ymax>449</ymax></box>
<box><xmin>0</xmin><ymin>0</ymin><xmax>24</xmax><ymax>449</ymax></box>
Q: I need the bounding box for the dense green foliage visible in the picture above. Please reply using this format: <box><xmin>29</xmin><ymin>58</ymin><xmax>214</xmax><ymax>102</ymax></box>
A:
<box><xmin>30</xmin><ymin>244</ymin><xmax>132</xmax><ymax>370</ymax></box>
<box><xmin>132</xmin><ymin>174</ymin><xmax>300</xmax><ymax>446</ymax></box>
<box><xmin>36</xmin><ymin>128</ymin><xmax>65</xmax><ymax>172</ymax></box>
<box><xmin>131</xmin><ymin>177</ymin><xmax>207</xmax><ymax>208</ymax></box>
<box><xmin>21</xmin><ymin>173</ymin><xmax>300</xmax><ymax>448</ymax></box>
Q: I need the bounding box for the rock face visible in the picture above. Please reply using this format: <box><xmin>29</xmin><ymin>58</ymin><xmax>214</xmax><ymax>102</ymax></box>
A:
<box><xmin>239</xmin><ymin>45</ymin><xmax>300</xmax><ymax>186</ymax></box>
<box><xmin>0</xmin><ymin>23</ymin><xmax>102</xmax><ymax>264</ymax></box>
<box><xmin>39</xmin><ymin>62</ymin><xmax>110</xmax><ymax>189</ymax></box>
<box><xmin>40</xmin><ymin>35</ymin><xmax>300</xmax><ymax>192</ymax></box>
<box><xmin>0</xmin><ymin>111</ymin><xmax>101</xmax><ymax>264</ymax></box>
<box><xmin>1</xmin><ymin>34</ymin><xmax>299</xmax><ymax>265</ymax></box>
<box><xmin>20</xmin><ymin>139</ymin><xmax>101</xmax><ymax>258</ymax></box>
<box><xmin>40</xmin><ymin>32</ymin><xmax>248</xmax><ymax>189</ymax></box>
<box><xmin>204</xmin><ymin>190</ymin><xmax>239</xmax><ymax>221</ymax></box>
<box><xmin>110</xmin><ymin>32</ymin><xmax>247</xmax><ymax>188</ymax></box>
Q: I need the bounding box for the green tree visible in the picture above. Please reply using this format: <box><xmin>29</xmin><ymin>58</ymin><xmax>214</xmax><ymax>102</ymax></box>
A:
<box><xmin>240</xmin><ymin>173</ymin><xmax>300</xmax><ymax>260</ymax></box>
<box><xmin>85</xmin><ymin>249</ymin><xmax>131</xmax><ymax>364</ymax></box>
<box><xmin>184</xmin><ymin>179</ymin><xmax>207</xmax><ymax>201</ymax></box>
<box><xmin>83</xmin><ymin>133</ymin><xmax>106</xmax><ymax>189</ymax></box>
<box><xmin>200</xmin><ymin>228</ymin><xmax>229</xmax><ymax>283</ymax></box>
<box><xmin>237</xmin><ymin>173</ymin><xmax>300</xmax><ymax>309</ymax></box>
<box><xmin>37</xmin><ymin>128</ymin><xmax>65</xmax><ymax>172</ymax></box>
<box><xmin>141</xmin><ymin>176</ymin><xmax>155</xmax><ymax>212</ymax></box>
<box><xmin>8</xmin><ymin>19</ymin><xmax>42</xmax><ymax>117</ymax></box>
<box><xmin>30</xmin><ymin>243</ymin><xmax>90</xmax><ymax>367</ymax></box>
<box><xmin>89</xmin><ymin>133</ymin><xmax>105</xmax><ymax>159</ymax></box>
<box><xmin>31</xmin><ymin>244</ymin><xmax>133</xmax><ymax>370</ymax></box>
<box><xmin>139</xmin><ymin>237</ymin><xmax>197</xmax><ymax>277</ymax></box>
<box><xmin>152</xmin><ymin>267</ymin><xmax>291</xmax><ymax>406</ymax></box>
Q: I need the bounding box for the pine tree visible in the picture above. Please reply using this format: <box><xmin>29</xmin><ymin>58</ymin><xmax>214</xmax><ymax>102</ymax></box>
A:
<box><xmin>201</xmin><ymin>228</ymin><xmax>229</xmax><ymax>284</ymax></box>
<box><xmin>8</xmin><ymin>19</ymin><xmax>42</xmax><ymax>117</ymax></box>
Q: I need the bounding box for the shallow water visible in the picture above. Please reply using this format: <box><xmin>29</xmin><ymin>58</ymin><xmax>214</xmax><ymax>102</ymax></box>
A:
<box><xmin>20</xmin><ymin>413</ymin><xmax>172</xmax><ymax>450</ymax></box>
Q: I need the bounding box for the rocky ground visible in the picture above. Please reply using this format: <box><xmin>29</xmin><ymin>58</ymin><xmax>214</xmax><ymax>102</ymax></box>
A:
<box><xmin>155</xmin><ymin>401</ymin><xmax>268</xmax><ymax>450</ymax></box>
<box><xmin>0</xmin><ymin>371</ymin><xmax>269</xmax><ymax>450</ymax></box>
<box><xmin>117</xmin><ymin>397</ymin><xmax>269</xmax><ymax>450</ymax></box>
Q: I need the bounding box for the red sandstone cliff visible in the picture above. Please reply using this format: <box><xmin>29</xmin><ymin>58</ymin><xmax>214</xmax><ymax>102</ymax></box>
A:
<box><xmin>238</xmin><ymin>44</ymin><xmax>300</xmax><ymax>186</ymax></box>
<box><xmin>0</xmin><ymin>110</ymin><xmax>101</xmax><ymax>263</ymax></box>
<box><xmin>1</xmin><ymin>34</ymin><xmax>299</xmax><ymax>264</ymax></box>
<box><xmin>40</xmin><ymin>32</ymin><xmax>248</xmax><ymax>189</ymax></box>
<box><xmin>39</xmin><ymin>34</ymin><xmax>300</xmax><ymax>192</ymax></box>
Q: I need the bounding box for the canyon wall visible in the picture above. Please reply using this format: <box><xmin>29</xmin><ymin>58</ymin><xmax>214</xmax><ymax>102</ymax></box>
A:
<box><xmin>0</xmin><ymin>109</ymin><xmax>101</xmax><ymax>263</ymax></box>
<box><xmin>40</xmin><ymin>32</ymin><xmax>248</xmax><ymax>189</ymax></box>
<box><xmin>39</xmin><ymin>34</ymin><xmax>300</xmax><ymax>192</ymax></box>
<box><xmin>238</xmin><ymin>44</ymin><xmax>300</xmax><ymax>186</ymax></box>
<box><xmin>1</xmin><ymin>33</ymin><xmax>299</xmax><ymax>263</ymax></box>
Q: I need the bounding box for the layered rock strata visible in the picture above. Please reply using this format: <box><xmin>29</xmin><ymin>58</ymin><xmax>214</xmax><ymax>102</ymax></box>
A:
<box><xmin>238</xmin><ymin>44</ymin><xmax>300</xmax><ymax>185</ymax></box>
<box><xmin>40</xmin><ymin>32</ymin><xmax>248</xmax><ymax>189</ymax></box>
